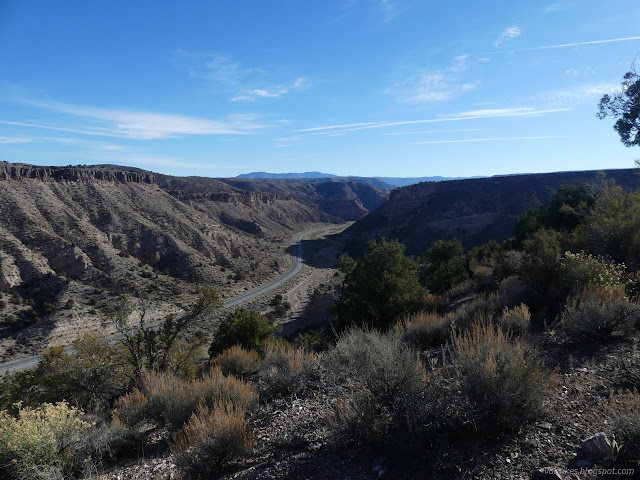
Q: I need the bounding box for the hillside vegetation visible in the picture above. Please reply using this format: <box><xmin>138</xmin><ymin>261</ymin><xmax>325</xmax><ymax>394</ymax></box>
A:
<box><xmin>3</xmin><ymin>173</ymin><xmax>640</xmax><ymax>479</ymax></box>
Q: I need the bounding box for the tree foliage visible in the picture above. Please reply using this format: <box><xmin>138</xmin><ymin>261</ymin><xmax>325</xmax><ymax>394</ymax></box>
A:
<box><xmin>209</xmin><ymin>309</ymin><xmax>275</xmax><ymax>358</ymax></box>
<box><xmin>420</xmin><ymin>239</ymin><xmax>468</xmax><ymax>294</ymax></box>
<box><xmin>103</xmin><ymin>287</ymin><xmax>222</xmax><ymax>381</ymax></box>
<box><xmin>334</xmin><ymin>239</ymin><xmax>424</xmax><ymax>331</ymax></box>
<box><xmin>513</xmin><ymin>184</ymin><xmax>597</xmax><ymax>248</ymax></box>
<box><xmin>598</xmin><ymin>68</ymin><xmax>640</xmax><ymax>147</ymax></box>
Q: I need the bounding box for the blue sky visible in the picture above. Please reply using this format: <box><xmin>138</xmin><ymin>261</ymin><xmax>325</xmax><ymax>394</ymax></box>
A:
<box><xmin>0</xmin><ymin>1</ymin><xmax>639</xmax><ymax>178</ymax></box>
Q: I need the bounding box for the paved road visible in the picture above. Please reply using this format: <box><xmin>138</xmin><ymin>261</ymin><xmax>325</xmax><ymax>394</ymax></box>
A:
<box><xmin>0</xmin><ymin>226</ymin><xmax>332</xmax><ymax>376</ymax></box>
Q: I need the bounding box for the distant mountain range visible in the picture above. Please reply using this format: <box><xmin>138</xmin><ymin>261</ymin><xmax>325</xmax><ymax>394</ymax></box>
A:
<box><xmin>236</xmin><ymin>172</ymin><xmax>478</xmax><ymax>188</ymax></box>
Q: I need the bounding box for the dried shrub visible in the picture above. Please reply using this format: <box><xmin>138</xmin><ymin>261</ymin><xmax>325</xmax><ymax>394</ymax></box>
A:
<box><xmin>423</xmin><ymin>293</ymin><xmax>448</xmax><ymax>314</ymax></box>
<box><xmin>398</xmin><ymin>312</ymin><xmax>452</xmax><ymax>349</ymax></box>
<box><xmin>601</xmin><ymin>390</ymin><xmax>640</xmax><ymax>469</ymax></box>
<box><xmin>473</xmin><ymin>265</ymin><xmax>496</xmax><ymax>292</ymax></box>
<box><xmin>0</xmin><ymin>401</ymin><xmax>92</xmax><ymax>480</ymax></box>
<box><xmin>561</xmin><ymin>298</ymin><xmax>640</xmax><ymax>346</ymax></box>
<box><xmin>172</xmin><ymin>401</ymin><xmax>253</xmax><ymax>475</ymax></box>
<box><xmin>114</xmin><ymin>369</ymin><xmax>257</xmax><ymax>429</ymax></box>
<box><xmin>446</xmin><ymin>278</ymin><xmax>477</xmax><ymax>299</ymax></box>
<box><xmin>447</xmin><ymin>293</ymin><xmax>501</xmax><ymax>332</ymax></box>
<box><xmin>212</xmin><ymin>345</ymin><xmax>261</xmax><ymax>378</ymax></box>
<box><xmin>448</xmin><ymin>322</ymin><xmax>549</xmax><ymax>434</ymax></box>
<box><xmin>573</xmin><ymin>282</ymin><xmax>627</xmax><ymax>304</ymax></box>
<box><xmin>255</xmin><ymin>342</ymin><xmax>319</xmax><ymax>400</ymax></box>
<box><xmin>77</xmin><ymin>415</ymin><xmax>142</xmax><ymax>475</ymax></box>
<box><xmin>499</xmin><ymin>303</ymin><xmax>531</xmax><ymax>334</ymax></box>
<box><xmin>329</xmin><ymin>329</ymin><xmax>428</xmax><ymax>447</ymax></box>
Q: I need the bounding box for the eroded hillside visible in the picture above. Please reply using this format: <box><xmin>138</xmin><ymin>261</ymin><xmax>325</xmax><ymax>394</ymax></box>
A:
<box><xmin>345</xmin><ymin>168</ymin><xmax>640</xmax><ymax>254</ymax></box>
<box><xmin>0</xmin><ymin>162</ymin><xmax>342</xmax><ymax>361</ymax></box>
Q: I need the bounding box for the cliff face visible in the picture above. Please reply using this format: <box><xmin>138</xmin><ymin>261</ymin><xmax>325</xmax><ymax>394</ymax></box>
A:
<box><xmin>345</xmin><ymin>169</ymin><xmax>640</xmax><ymax>255</ymax></box>
<box><xmin>0</xmin><ymin>162</ymin><xmax>155</xmax><ymax>184</ymax></box>
<box><xmin>219</xmin><ymin>177</ymin><xmax>390</xmax><ymax>220</ymax></box>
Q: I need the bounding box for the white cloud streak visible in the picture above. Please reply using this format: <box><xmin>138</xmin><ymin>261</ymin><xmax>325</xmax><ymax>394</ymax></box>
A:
<box><xmin>474</xmin><ymin>36</ymin><xmax>640</xmax><ymax>56</ymax></box>
<box><xmin>0</xmin><ymin>136</ymin><xmax>36</xmax><ymax>144</ymax></box>
<box><xmin>5</xmin><ymin>100</ymin><xmax>273</xmax><ymax>140</ymax></box>
<box><xmin>294</xmin><ymin>107</ymin><xmax>571</xmax><ymax>134</ymax></box>
<box><xmin>410</xmin><ymin>136</ymin><xmax>565</xmax><ymax>145</ymax></box>
<box><xmin>495</xmin><ymin>25</ymin><xmax>521</xmax><ymax>47</ymax></box>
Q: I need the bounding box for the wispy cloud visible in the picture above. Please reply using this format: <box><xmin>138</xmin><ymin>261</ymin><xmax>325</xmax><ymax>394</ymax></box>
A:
<box><xmin>388</xmin><ymin>71</ymin><xmax>476</xmax><ymax>104</ymax></box>
<box><xmin>231</xmin><ymin>87</ymin><xmax>288</xmax><ymax>102</ymax></box>
<box><xmin>448</xmin><ymin>54</ymin><xmax>469</xmax><ymax>72</ymax></box>
<box><xmin>176</xmin><ymin>50</ymin><xmax>309</xmax><ymax>102</ymax></box>
<box><xmin>294</xmin><ymin>107</ymin><xmax>570</xmax><ymax>135</ymax></box>
<box><xmin>541</xmin><ymin>82</ymin><xmax>619</xmax><ymax>105</ymax></box>
<box><xmin>543</xmin><ymin>2</ymin><xmax>577</xmax><ymax>14</ymax></box>
<box><xmin>4</xmin><ymin>99</ymin><xmax>275</xmax><ymax>140</ymax></box>
<box><xmin>410</xmin><ymin>135</ymin><xmax>565</xmax><ymax>145</ymax></box>
<box><xmin>473</xmin><ymin>36</ymin><xmax>640</xmax><ymax>56</ymax></box>
<box><xmin>0</xmin><ymin>136</ymin><xmax>35</xmax><ymax>144</ymax></box>
<box><xmin>495</xmin><ymin>25</ymin><xmax>521</xmax><ymax>47</ymax></box>
<box><xmin>384</xmin><ymin>128</ymin><xmax>482</xmax><ymax>136</ymax></box>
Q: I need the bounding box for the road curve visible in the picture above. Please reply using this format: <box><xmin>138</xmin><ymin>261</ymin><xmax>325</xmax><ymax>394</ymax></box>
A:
<box><xmin>0</xmin><ymin>226</ymin><xmax>333</xmax><ymax>376</ymax></box>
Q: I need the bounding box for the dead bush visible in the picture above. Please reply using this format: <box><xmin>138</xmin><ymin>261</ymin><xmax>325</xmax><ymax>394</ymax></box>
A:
<box><xmin>423</xmin><ymin>293</ymin><xmax>449</xmax><ymax>313</ymax></box>
<box><xmin>561</xmin><ymin>297</ymin><xmax>640</xmax><ymax>346</ymax></box>
<box><xmin>172</xmin><ymin>401</ymin><xmax>253</xmax><ymax>475</ymax></box>
<box><xmin>398</xmin><ymin>312</ymin><xmax>452</xmax><ymax>349</ymax></box>
<box><xmin>114</xmin><ymin>369</ymin><xmax>257</xmax><ymax>429</ymax></box>
<box><xmin>448</xmin><ymin>322</ymin><xmax>549</xmax><ymax>434</ymax></box>
<box><xmin>499</xmin><ymin>303</ymin><xmax>531</xmax><ymax>334</ymax></box>
<box><xmin>255</xmin><ymin>342</ymin><xmax>319</xmax><ymax>400</ymax></box>
<box><xmin>329</xmin><ymin>328</ymin><xmax>428</xmax><ymax>447</ymax></box>
<box><xmin>447</xmin><ymin>293</ymin><xmax>501</xmax><ymax>332</ymax></box>
<box><xmin>211</xmin><ymin>345</ymin><xmax>261</xmax><ymax>378</ymax></box>
<box><xmin>573</xmin><ymin>282</ymin><xmax>627</xmax><ymax>304</ymax></box>
<box><xmin>603</xmin><ymin>390</ymin><xmax>640</xmax><ymax>469</ymax></box>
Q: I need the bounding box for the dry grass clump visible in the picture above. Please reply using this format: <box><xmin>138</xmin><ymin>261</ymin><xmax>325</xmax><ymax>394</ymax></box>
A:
<box><xmin>0</xmin><ymin>401</ymin><xmax>92</xmax><ymax>480</ymax></box>
<box><xmin>499</xmin><ymin>303</ymin><xmax>531</xmax><ymax>334</ymax></box>
<box><xmin>561</xmin><ymin>297</ymin><xmax>640</xmax><ymax>346</ymax></box>
<box><xmin>172</xmin><ymin>401</ymin><xmax>253</xmax><ymax>475</ymax></box>
<box><xmin>397</xmin><ymin>311</ymin><xmax>452</xmax><ymax>349</ymax></box>
<box><xmin>211</xmin><ymin>345</ymin><xmax>261</xmax><ymax>378</ymax></box>
<box><xmin>329</xmin><ymin>329</ymin><xmax>429</xmax><ymax>447</ymax></box>
<box><xmin>255</xmin><ymin>342</ymin><xmax>319</xmax><ymax>400</ymax></box>
<box><xmin>114</xmin><ymin>369</ymin><xmax>257</xmax><ymax>429</ymax></box>
<box><xmin>448</xmin><ymin>322</ymin><xmax>549</xmax><ymax>434</ymax></box>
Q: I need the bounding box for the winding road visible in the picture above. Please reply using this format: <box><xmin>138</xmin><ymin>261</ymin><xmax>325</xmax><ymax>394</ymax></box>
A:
<box><xmin>0</xmin><ymin>226</ymin><xmax>333</xmax><ymax>376</ymax></box>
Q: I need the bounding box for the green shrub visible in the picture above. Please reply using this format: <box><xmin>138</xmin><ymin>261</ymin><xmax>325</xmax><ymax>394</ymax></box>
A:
<box><xmin>448</xmin><ymin>322</ymin><xmax>549</xmax><ymax>434</ymax></box>
<box><xmin>421</xmin><ymin>239</ymin><xmax>468</xmax><ymax>295</ymax></box>
<box><xmin>171</xmin><ymin>401</ymin><xmax>253</xmax><ymax>475</ymax></box>
<box><xmin>561</xmin><ymin>298</ymin><xmax>640</xmax><ymax>345</ymax></box>
<box><xmin>209</xmin><ymin>309</ymin><xmax>275</xmax><ymax>357</ymax></box>
<box><xmin>0</xmin><ymin>402</ymin><xmax>92</xmax><ymax>480</ymax></box>
<box><xmin>334</xmin><ymin>239</ymin><xmax>424</xmax><ymax>332</ymax></box>
<box><xmin>561</xmin><ymin>251</ymin><xmax>628</xmax><ymax>288</ymax></box>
